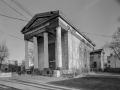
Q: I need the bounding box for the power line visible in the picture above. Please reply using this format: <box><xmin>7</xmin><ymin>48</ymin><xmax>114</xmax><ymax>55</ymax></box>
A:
<box><xmin>0</xmin><ymin>29</ymin><xmax>24</xmax><ymax>41</ymax></box>
<box><xmin>0</xmin><ymin>13</ymin><xmax>112</xmax><ymax>41</ymax></box>
<box><xmin>0</xmin><ymin>0</ymin><xmax>113</xmax><ymax>41</ymax></box>
<box><xmin>59</xmin><ymin>11</ymin><xmax>112</xmax><ymax>38</ymax></box>
<box><xmin>0</xmin><ymin>14</ymin><xmax>112</xmax><ymax>38</ymax></box>
<box><xmin>11</xmin><ymin>0</ymin><xmax>34</xmax><ymax>17</ymax></box>
<box><xmin>0</xmin><ymin>13</ymin><xmax>28</xmax><ymax>22</ymax></box>
<box><xmin>0</xmin><ymin>28</ymin><xmax>112</xmax><ymax>44</ymax></box>
<box><xmin>1</xmin><ymin>0</ymin><xmax>28</xmax><ymax>20</ymax></box>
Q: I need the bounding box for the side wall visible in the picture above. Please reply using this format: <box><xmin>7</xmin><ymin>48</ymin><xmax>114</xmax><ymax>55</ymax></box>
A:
<box><xmin>108</xmin><ymin>56</ymin><xmax>120</xmax><ymax>68</ymax></box>
<box><xmin>61</xmin><ymin>32</ymin><xmax>69</xmax><ymax>70</ymax></box>
<box><xmin>91</xmin><ymin>53</ymin><xmax>101</xmax><ymax>69</ymax></box>
<box><xmin>67</xmin><ymin>31</ymin><xmax>92</xmax><ymax>74</ymax></box>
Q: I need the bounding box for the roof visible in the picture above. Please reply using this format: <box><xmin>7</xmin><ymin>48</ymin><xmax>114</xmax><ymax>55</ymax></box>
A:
<box><xmin>90</xmin><ymin>49</ymin><xmax>104</xmax><ymax>55</ymax></box>
<box><xmin>21</xmin><ymin>10</ymin><xmax>95</xmax><ymax>46</ymax></box>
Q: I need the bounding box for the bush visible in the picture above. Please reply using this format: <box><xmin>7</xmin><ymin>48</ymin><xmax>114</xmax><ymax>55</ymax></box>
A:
<box><xmin>104</xmin><ymin>68</ymin><xmax>120</xmax><ymax>73</ymax></box>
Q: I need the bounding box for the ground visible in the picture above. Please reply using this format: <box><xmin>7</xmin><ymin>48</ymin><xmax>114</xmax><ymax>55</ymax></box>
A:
<box><xmin>0</xmin><ymin>73</ymin><xmax>120</xmax><ymax>90</ymax></box>
<box><xmin>49</xmin><ymin>73</ymin><xmax>120</xmax><ymax>90</ymax></box>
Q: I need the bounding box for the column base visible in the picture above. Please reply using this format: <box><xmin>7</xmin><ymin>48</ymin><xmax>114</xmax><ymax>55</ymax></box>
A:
<box><xmin>43</xmin><ymin>68</ymin><xmax>53</xmax><ymax>77</ymax></box>
<box><xmin>33</xmin><ymin>68</ymin><xmax>39</xmax><ymax>75</ymax></box>
<box><xmin>54</xmin><ymin>70</ymin><xmax>61</xmax><ymax>77</ymax></box>
<box><xmin>26</xmin><ymin>69</ymin><xmax>30</xmax><ymax>74</ymax></box>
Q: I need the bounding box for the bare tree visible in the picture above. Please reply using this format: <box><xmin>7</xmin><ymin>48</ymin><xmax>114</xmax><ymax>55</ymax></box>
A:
<box><xmin>21</xmin><ymin>60</ymin><xmax>25</xmax><ymax>74</ymax></box>
<box><xmin>117</xmin><ymin>16</ymin><xmax>120</xmax><ymax>22</ymax></box>
<box><xmin>29</xmin><ymin>46</ymin><xmax>34</xmax><ymax>64</ymax></box>
<box><xmin>0</xmin><ymin>41</ymin><xmax>9</xmax><ymax>70</ymax></box>
<box><xmin>104</xmin><ymin>28</ymin><xmax>120</xmax><ymax>60</ymax></box>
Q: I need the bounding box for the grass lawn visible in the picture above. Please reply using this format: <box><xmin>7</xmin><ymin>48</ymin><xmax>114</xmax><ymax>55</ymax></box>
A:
<box><xmin>49</xmin><ymin>74</ymin><xmax>120</xmax><ymax>90</ymax></box>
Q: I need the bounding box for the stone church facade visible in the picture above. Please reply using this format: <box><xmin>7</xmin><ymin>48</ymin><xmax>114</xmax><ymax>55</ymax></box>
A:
<box><xmin>21</xmin><ymin>10</ymin><xmax>95</xmax><ymax>76</ymax></box>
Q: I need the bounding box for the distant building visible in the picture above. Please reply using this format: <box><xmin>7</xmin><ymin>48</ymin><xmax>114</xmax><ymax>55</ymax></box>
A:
<box><xmin>90</xmin><ymin>49</ymin><xmax>105</xmax><ymax>71</ymax></box>
<box><xmin>107</xmin><ymin>54</ymin><xmax>120</xmax><ymax>68</ymax></box>
<box><xmin>8</xmin><ymin>60</ymin><xmax>18</xmax><ymax>65</ymax></box>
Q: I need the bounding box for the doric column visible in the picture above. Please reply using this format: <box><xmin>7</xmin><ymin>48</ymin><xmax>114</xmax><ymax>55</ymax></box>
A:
<box><xmin>44</xmin><ymin>32</ymin><xmax>49</xmax><ymax>68</ymax></box>
<box><xmin>56</xmin><ymin>26</ymin><xmax>62</xmax><ymax>68</ymax></box>
<box><xmin>25</xmin><ymin>40</ymin><xmax>29</xmax><ymax>70</ymax></box>
<box><xmin>33</xmin><ymin>36</ymin><xmax>38</xmax><ymax>69</ymax></box>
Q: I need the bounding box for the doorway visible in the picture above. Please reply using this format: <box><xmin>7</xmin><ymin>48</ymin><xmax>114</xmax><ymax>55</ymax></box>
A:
<box><xmin>48</xmin><ymin>43</ymin><xmax>55</xmax><ymax>70</ymax></box>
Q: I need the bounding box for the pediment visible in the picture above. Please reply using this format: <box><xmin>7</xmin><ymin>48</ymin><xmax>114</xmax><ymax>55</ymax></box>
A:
<box><xmin>21</xmin><ymin>11</ymin><xmax>59</xmax><ymax>34</ymax></box>
<box><xmin>29</xmin><ymin>17</ymin><xmax>50</xmax><ymax>29</ymax></box>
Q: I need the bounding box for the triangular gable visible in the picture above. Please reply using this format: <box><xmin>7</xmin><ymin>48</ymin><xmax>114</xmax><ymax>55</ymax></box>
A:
<box><xmin>21</xmin><ymin>11</ymin><xmax>59</xmax><ymax>34</ymax></box>
<box><xmin>28</xmin><ymin>17</ymin><xmax>50</xmax><ymax>29</ymax></box>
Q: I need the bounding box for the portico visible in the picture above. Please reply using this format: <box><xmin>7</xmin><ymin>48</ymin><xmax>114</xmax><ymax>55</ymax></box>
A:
<box><xmin>24</xmin><ymin>27</ymin><xmax>63</xmax><ymax>70</ymax></box>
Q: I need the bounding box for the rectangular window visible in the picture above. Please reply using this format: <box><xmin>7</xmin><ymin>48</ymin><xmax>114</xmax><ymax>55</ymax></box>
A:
<box><xmin>108</xmin><ymin>60</ymin><xmax>110</xmax><ymax>63</ymax></box>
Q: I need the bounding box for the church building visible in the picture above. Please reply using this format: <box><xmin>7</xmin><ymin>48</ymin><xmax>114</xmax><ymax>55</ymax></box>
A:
<box><xmin>21</xmin><ymin>10</ymin><xmax>95</xmax><ymax>77</ymax></box>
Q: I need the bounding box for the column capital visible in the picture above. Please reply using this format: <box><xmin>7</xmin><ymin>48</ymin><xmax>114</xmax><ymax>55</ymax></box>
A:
<box><xmin>43</xmin><ymin>31</ymin><xmax>48</xmax><ymax>34</ymax></box>
<box><xmin>68</xmin><ymin>30</ymin><xmax>72</xmax><ymax>33</ymax></box>
<box><xmin>56</xmin><ymin>26</ymin><xmax>61</xmax><ymax>30</ymax></box>
<box><xmin>24</xmin><ymin>39</ymin><xmax>27</xmax><ymax>41</ymax></box>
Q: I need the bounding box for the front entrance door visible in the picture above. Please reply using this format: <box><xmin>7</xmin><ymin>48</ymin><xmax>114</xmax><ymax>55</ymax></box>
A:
<box><xmin>48</xmin><ymin>43</ymin><xmax>55</xmax><ymax>70</ymax></box>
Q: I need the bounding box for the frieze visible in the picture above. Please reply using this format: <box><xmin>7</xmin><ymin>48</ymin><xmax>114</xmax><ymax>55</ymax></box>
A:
<box><xmin>71</xmin><ymin>29</ymin><xmax>92</xmax><ymax>48</ymax></box>
<box><xmin>24</xmin><ymin>29</ymin><xmax>45</xmax><ymax>40</ymax></box>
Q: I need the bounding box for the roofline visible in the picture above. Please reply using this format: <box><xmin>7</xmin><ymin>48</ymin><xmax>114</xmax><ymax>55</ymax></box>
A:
<box><xmin>21</xmin><ymin>10</ymin><xmax>96</xmax><ymax>46</ymax></box>
<box><xmin>90</xmin><ymin>49</ymin><xmax>103</xmax><ymax>53</ymax></box>
<box><xmin>58</xmin><ymin>11</ymin><xmax>95</xmax><ymax>46</ymax></box>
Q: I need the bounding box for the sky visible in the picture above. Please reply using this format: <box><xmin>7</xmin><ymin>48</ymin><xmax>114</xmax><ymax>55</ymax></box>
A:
<box><xmin>0</xmin><ymin>0</ymin><xmax>120</xmax><ymax>63</ymax></box>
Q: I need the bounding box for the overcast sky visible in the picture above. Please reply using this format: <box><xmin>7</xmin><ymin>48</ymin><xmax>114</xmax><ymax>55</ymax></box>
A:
<box><xmin>0</xmin><ymin>0</ymin><xmax>120</xmax><ymax>63</ymax></box>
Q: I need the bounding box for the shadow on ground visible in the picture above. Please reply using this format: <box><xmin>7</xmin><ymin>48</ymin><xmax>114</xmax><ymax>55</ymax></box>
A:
<box><xmin>0</xmin><ymin>84</ymin><xmax>21</xmax><ymax>90</ymax></box>
<box><xmin>49</xmin><ymin>75</ymin><xmax>120</xmax><ymax>90</ymax></box>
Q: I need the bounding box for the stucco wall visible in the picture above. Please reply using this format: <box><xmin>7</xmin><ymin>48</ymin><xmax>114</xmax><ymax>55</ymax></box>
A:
<box><xmin>67</xmin><ymin>32</ymin><xmax>91</xmax><ymax>74</ymax></box>
<box><xmin>61</xmin><ymin>32</ymin><xmax>68</xmax><ymax>70</ymax></box>
<box><xmin>90</xmin><ymin>53</ymin><xmax>101</xmax><ymax>69</ymax></box>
